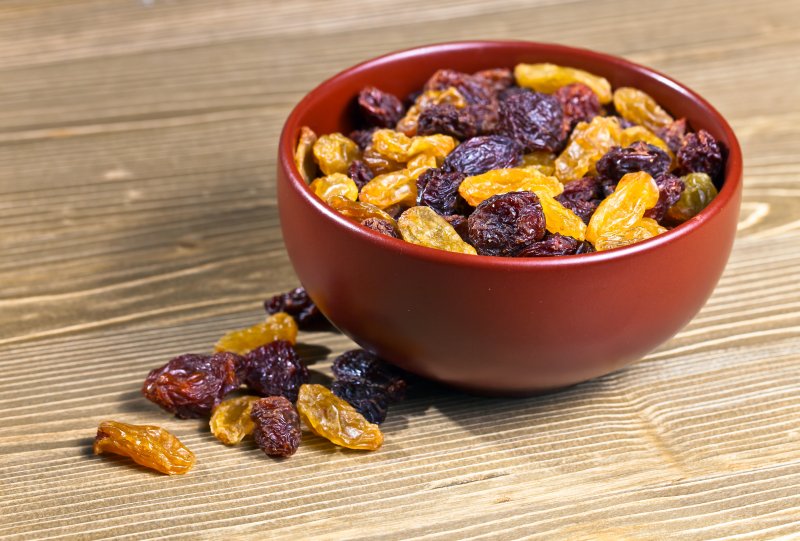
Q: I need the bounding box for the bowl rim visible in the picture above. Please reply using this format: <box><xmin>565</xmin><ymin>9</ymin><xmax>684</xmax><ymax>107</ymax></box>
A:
<box><xmin>278</xmin><ymin>40</ymin><xmax>743</xmax><ymax>269</ymax></box>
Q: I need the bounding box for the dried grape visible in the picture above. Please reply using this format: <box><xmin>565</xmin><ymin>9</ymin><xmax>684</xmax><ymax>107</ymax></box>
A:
<box><xmin>556</xmin><ymin>83</ymin><xmax>601</xmax><ymax>132</ymax></box>
<box><xmin>331</xmin><ymin>380</ymin><xmax>390</xmax><ymax>424</ymax></box>
<box><xmin>347</xmin><ymin>160</ymin><xmax>374</xmax><ymax>189</ymax></box>
<box><xmin>595</xmin><ymin>141</ymin><xmax>672</xmax><ymax>183</ymax></box>
<box><xmin>620</xmin><ymin>126</ymin><xmax>674</xmax><ymax>158</ymax></box>
<box><xmin>555</xmin><ymin>116</ymin><xmax>622</xmax><ymax>182</ymax></box>
<box><xmin>142</xmin><ymin>352</ymin><xmax>241</xmax><ymax>418</ymax></box>
<box><xmin>613</xmin><ymin>87</ymin><xmax>673</xmax><ymax>132</ymax></box>
<box><xmin>361</xmin><ymin>217</ymin><xmax>401</xmax><ymax>238</ymax></box>
<box><xmin>586</xmin><ymin>171</ymin><xmax>661</xmax><ymax>248</ymax></box>
<box><xmin>264</xmin><ymin>287</ymin><xmax>325</xmax><ymax>329</ymax></box>
<box><xmin>358</xmin><ymin>86</ymin><xmax>405</xmax><ymax>128</ymax></box>
<box><xmin>521</xmin><ymin>151</ymin><xmax>557</xmax><ymax>176</ymax></box>
<box><xmin>294</xmin><ymin>126</ymin><xmax>318</xmax><ymax>182</ymax></box>
<box><xmin>309</xmin><ymin>173</ymin><xmax>358</xmax><ymax>202</ymax></box>
<box><xmin>396</xmin><ymin>87</ymin><xmax>468</xmax><ymax>136</ymax></box>
<box><xmin>594</xmin><ymin>217</ymin><xmax>666</xmax><ymax>251</ymax></box>
<box><xmin>328</xmin><ymin>195</ymin><xmax>397</xmax><ymax>224</ymax></box>
<box><xmin>643</xmin><ymin>174</ymin><xmax>685</xmax><ymax>222</ymax></box>
<box><xmin>555</xmin><ymin>175</ymin><xmax>603</xmax><ymax>224</ymax></box>
<box><xmin>677</xmin><ymin>129</ymin><xmax>723</xmax><ymax>179</ymax></box>
<box><xmin>362</xmin><ymin>146</ymin><xmax>404</xmax><ymax>175</ymax></box>
<box><xmin>656</xmin><ymin>118</ymin><xmax>687</xmax><ymax>154</ymax></box>
<box><xmin>296</xmin><ymin>384</ymin><xmax>384</xmax><ymax>450</ymax></box>
<box><xmin>251</xmin><ymin>396</ymin><xmax>302</xmax><ymax>457</ymax></box>
<box><xmin>331</xmin><ymin>349</ymin><xmax>407</xmax><ymax>402</ymax></box>
<box><xmin>416</xmin><ymin>168</ymin><xmax>467</xmax><ymax>216</ymax></box>
<box><xmin>666</xmin><ymin>172</ymin><xmax>718</xmax><ymax>224</ymax></box>
<box><xmin>499</xmin><ymin>90</ymin><xmax>565</xmax><ymax>152</ymax></box>
<box><xmin>467</xmin><ymin>191</ymin><xmax>546</xmax><ymax>257</ymax></box>
<box><xmin>424</xmin><ymin>69</ymin><xmax>495</xmax><ymax>105</ymax></box>
<box><xmin>313</xmin><ymin>133</ymin><xmax>361</xmax><ymax>176</ymax></box>
<box><xmin>515</xmin><ymin>63</ymin><xmax>612</xmax><ymax>104</ymax></box>
<box><xmin>243</xmin><ymin>340</ymin><xmax>308</xmax><ymax>402</ymax></box>
<box><xmin>442</xmin><ymin>135</ymin><xmax>522</xmax><ymax>175</ymax></box>
<box><xmin>397</xmin><ymin>206</ymin><xmax>477</xmax><ymax>255</ymax></box>
<box><xmin>215</xmin><ymin>312</ymin><xmax>298</xmax><ymax>355</ymax></box>
<box><xmin>94</xmin><ymin>421</ymin><xmax>195</xmax><ymax>475</ymax></box>
<box><xmin>458</xmin><ymin>167</ymin><xmax>563</xmax><ymax>207</ymax></box>
<box><xmin>210</xmin><ymin>395</ymin><xmax>260</xmax><ymax>445</ymax></box>
<box><xmin>538</xmin><ymin>193</ymin><xmax>587</xmax><ymax>241</ymax></box>
<box><xmin>516</xmin><ymin>233</ymin><xmax>580</xmax><ymax>257</ymax></box>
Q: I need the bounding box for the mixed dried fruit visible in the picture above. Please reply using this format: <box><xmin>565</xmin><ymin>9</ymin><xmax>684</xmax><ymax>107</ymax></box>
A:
<box><xmin>297</xmin><ymin>62</ymin><xmax>726</xmax><ymax>254</ymax></box>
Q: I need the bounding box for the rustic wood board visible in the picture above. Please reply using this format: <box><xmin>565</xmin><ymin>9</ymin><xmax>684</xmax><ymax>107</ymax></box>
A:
<box><xmin>2</xmin><ymin>0</ymin><xmax>799</xmax><ymax>538</ymax></box>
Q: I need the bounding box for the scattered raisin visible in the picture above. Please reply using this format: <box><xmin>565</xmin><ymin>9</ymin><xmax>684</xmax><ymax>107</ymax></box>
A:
<box><xmin>677</xmin><ymin>129</ymin><xmax>723</xmax><ymax>179</ymax></box>
<box><xmin>250</xmin><ymin>396</ymin><xmax>302</xmax><ymax>457</ymax></box>
<box><xmin>499</xmin><ymin>90</ymin><xmax>565</xmax><ymax>152</ymax></box>
<box><xmin>210</xmin><ymin>395</ymin><xmax>260</xmax><ymax>445</ymax></box>
<box><xmin>358</xmin><ymin>86</ymin><xmax>405</xmax><ymax>128</ymax></box>
<box><xmin>331</xmin><ymin>349</ymin><xmax>407</xmax><ymax>402</ymax></box>
<box><xmin>442</xmin><ymin>135</ymin><xmax>521</xmax><ymax>175</ymax></box>
<box><xmin>243</xmin><ymin>340</ymin><xmax>308</xmax><ymax>402</ymax></box>
<box><xmin>555</xmin><ymin>83</ymin><xmax>601</xmax><ymax>133</ymax></box>
<box><xmin>416</xmin><ymin>167</ymin><xmax>467</xmax><ymax>216</ymax></box>
<box><xmin>296</xmin><ymin>384</ymin><xmax>384</xmax><ymax>450</ymax></box>
<box><xmin>94</xmin><ymin>421</ymin><xmax>195</xmax><ymax>475</ymax></box>
<box><xmin>361</xmin><ymin>217</ymin><xmax>401</xmax><ymax>238</ymax></box>
<box><xmin>467</xmin><ymin>191</ymin><xmax>546</xmax><ymax>257</ymax></box>
<box><xmin>347</xmin><ymin>160</ymin><xmax>374</xmax><ymax>189</ymax></box>
<box><xmin>331</xmin><ymin>380</ymin><xmax>390</xmax><ymax>424</ymax></box>
<box><xmin>264</xmin><ymin>286</ymin><xmax>326</xmax><ymax>329</ymax></box>
<box><xmin>595</xmin><ymin>141</ymin><xmax>672</xmax><ymax>182</ymax></box>
<box><xmin>644</xmin><ymin>174</ymin><xmax>685</xmax><ymax>222</ymax></box>
<box><xmin>215</xmin><ymin>312</ymin><xmax>298</xmax><ymax>356</ymax></box>
<box><xmin>142</xmin><ymin>352</ymin><xmax>241</xmax><ymax>419</ymax></box>
<box><xmin>516</xmin><ymin>233</ymin><xmax>580</xmax><ymax>257</ymax></box>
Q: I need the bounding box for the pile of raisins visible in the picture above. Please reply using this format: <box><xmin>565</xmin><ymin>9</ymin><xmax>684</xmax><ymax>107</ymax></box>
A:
<box><xmin>95</xmin><ymin>287</ymin><xmax>408</xmax><ymax>474</ymax></box>
<box><xmin>297</xmin><ymin>63</ymin><xmax>725</xmax><ymax>256</ymax></box>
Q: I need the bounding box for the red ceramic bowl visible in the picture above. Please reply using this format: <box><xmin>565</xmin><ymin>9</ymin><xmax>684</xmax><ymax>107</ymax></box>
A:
<box><xmin>277</xmin><ymin>41</ymin><xmax>742</xmax><ymax>393</ymax></box>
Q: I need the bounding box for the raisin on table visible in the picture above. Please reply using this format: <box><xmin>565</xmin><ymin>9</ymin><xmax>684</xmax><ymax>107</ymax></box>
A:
<box><xmin>331</xmin><ymin>380</ymin><xmax>390</xmax><ymax>424</ymax></box>
<box><xmin>332</xmin><ymin>349</ymin><xmax>408</xmax><ymax>402</ymax></box>
<box><xmin>142</xmin><ymin>352</ymin><xmax>241</xmax><ymax>418</ymax></box>
<box><xmin>467</xmin><ymin>191</ymin><xmax>546</xmax><ymax>257</ymax></box>
<box><xmin>265</xmin><ymin>287</ymin><xmax>325</xmax><ymax>329</ymax></box>
<box><xmin>296</xmin><ymin>384</ymin><xmax>384</xmax><ymax>450</ymax></box>
<box><xmin>244</xmin><ymin>340</ymin><xmax>309</xmax><ymax>402</ymax></box>
<box><xmin>94</xmin><ymin>420</ymin><xmax>195</xmax><ymax>475</ymax></box>
<box><xmin>215</xmin><ymin>312</ymin><xmax>298</xmax><ymax>355</ymax></box>
<box><xmin>210</xmin><ymin>395</ymin><xmax>260</xmax><ymax>445</ymax></box>
<box><xmin>251</xmin><ymin>396</ymin><xmax>302</xmax><ymax>457</ymax></box>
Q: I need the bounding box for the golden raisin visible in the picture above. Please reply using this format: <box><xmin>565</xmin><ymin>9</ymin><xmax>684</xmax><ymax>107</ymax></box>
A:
<box><xmin>521</xmin><ymin>151</ymin><xmax>557</xmax><ymax>176</ymax></box>
<box><xmin>313</xmin><ymin>133</ymin><xmax>361</xmax><ymax>176</ymax></box>
<box><xmin>371</xmin><ymin>129</ymin><xmax>456</xmax><ymax>164</ymax></box>
<box><xmin>586</xmin><ymin>171</ymin><xmax>660</xmax><ymax>247</ymax></box>
<box><xmin>327</xmin><ymin>195</ymin><xmax>397</xmax><ymax>224</ymax></box>
<box><xmin>666</xmin><ymin>172</ymin><xmax>718</xmax><ymax>224</ymax></box>
<box><xmin>294</xmin><ymin>126</ymin><xmax>318</xmax><ymax>183</ymax></box>
<box><xmin>613</xmin><ymin>87</ymin><xmax>674</xmax><ymax>132</ymax></box>
<box><xmin>514</xmin><ymin>63</ymin><xmax>612</xmax><ymax>104</ymax></box>
<box><xmin>458</xmin><ymin>168</ymin><xmax>564</xmax><ymax>207</ymax></box>
<box><xmin>397</xmin><ymin>206</ymin><xmax>478</xmax><ymax>255</ymax></box>
<box><xmin>309</xmin><ymin>173</ymin><xmax>359</xmax><ymax>202</ymax></box>
<box><xmin>93</xmin><ymin>420</ymin><xmax>195</xmax><ymax>475</ymax></box>
<box><xmin>362</xmin><ymin>146</ymin><xmax>405</xmax><ymax>175</ymax></box>
<box><xmin>594</xmin><ymin>217</ymin><xmax>666</xmax><ymax>251</ymax></box>
<box><xmin>555</xmin><ymin>116</ymin><xmax>622</xmax><ymax>182</ymax></box>
<box><xmin>209</xmin><ymin>395</ymin><xmax>261</xmax><ymax>445</ymax></box>
<box><xmin>214</xmin><ymin>312</ymin><xmax>298</xmax><ymax>355</ymax></box>
<box><xmin>538</xmin><ymin>194</ymin><xmax>587</xmax><ymax>241</ymax></box>
<box><xmin>359</xmin><ymin>169</ymin><xmax>416</xmax><ymax>209</ymax></box>
<box><xmin>296</xmin><ymin>384</ymin><xmax>383</xmax><ymax>450</ymax></box>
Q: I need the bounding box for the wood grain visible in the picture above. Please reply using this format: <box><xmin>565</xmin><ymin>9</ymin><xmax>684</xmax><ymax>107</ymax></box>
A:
<box><xmin>1</xmin><ymin>0</ymin><xmax>799</xmax><ymax>539</ymax></box>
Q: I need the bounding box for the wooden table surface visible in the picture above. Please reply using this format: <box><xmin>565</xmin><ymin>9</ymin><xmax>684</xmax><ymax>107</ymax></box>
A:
<box><xmin>2</xmin><ymin>0</ymin><xmax>800</xmax><ymax>539</ymax></box>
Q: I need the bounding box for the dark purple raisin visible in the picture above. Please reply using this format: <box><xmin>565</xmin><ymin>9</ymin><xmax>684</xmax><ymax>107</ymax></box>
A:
<box><xmin>417</xmin><ymin>103</ymin><xmax>479</xmax><ymax>140</ymax></box>
<box><xmin>467</xmin><ymin>191</ymin><xmax>546</xmax><ymax>257</ymax></box>
<box><xmin>244</xmin><ymin>340</ymin><xmax>308</xmax><ymax>402</ymax></box>
<box><xmin>600</xmin><ymin>176</ymin><xmax>618</xmax><ymax>198</ymax></box>
<box><xmin>250</xmin><ymin>396</ymin><xmax>301</xmax><ymax>457</ymax></box>
<box><xmin>142</xmin><ymin>352</ymin><xmax>241</xmax><ymax>419</ymax></box>
<box><xmin>468</xmin><ymin>102</ymin><xmax>501</xmax><ymax>134</ymax></box>
<box><xmin>596</xmin><ymin>141</ymin><xmax>672</xmax><ymax>182</ymax></box>
<box><xmin>424</xmin><ymin>69</ymin><xmax>494</xmax><ymax>105</ymax></box>
<box><xmin>677</xmin><ymin>129</ymin><xmax>723</xmax><ymax>179</ymax></box>
<box><xmin>349</xmin><ymin>128</ymin><xmax>377</xmax><ymax>151</ymax></box>
<box><xmin>347</xmin><ymin>160</ymin><xmax>374</xmax><ymax>190</ymax></box>
<box><xmin>516</xmin><ymin>233</ymin><xmax>580</xmax><ymax>257</ymax></box>
<box><xmin>442</xmin><ymin>135</ymin><xmax>521</xmax><ymax>175</ymax></box>
<box><xmin>331</xmin><ymin>380</ymin><xmax>390</xmax><ymax>424</ymax></box>
<box><xmin>656</xmin><ymin>118</ymin><xmax>687</xmax><ymax>154</ymax></box>
<box><xmin>555</xmin><ymin>176</ymin><xmax>604</xmax><ymax>224</ymax></box>
<box><xmin>473</xmin><ymin>68</ymin><xmax>514</xmax><ymax>94</ymax></box>
<box><xmin>499</xmin><ymin>86</ymin><xmax>529</xmax><ymax>102</ymax></box>
<box><xmin>576</xmin><ymin>241</ymin><xmax>596</xmax><ymax>254</ymax></box>
<box><xmin>555</xmin><ymin>83</ymin><xmax>601</xmax><ymax>134</ymax></box>
<box><xmin>331</xmin><ymin>349</ymin><xmax>407</xmax><ymax>402</ymax></box>
<box><xmin>361</xmin><ymin>217</ymin><xmax>400</xmax><ymax>238</ymax></box>
<box><xmin>416</xmin><ymin>168</ymin><xmax>467</xmax><ymax>216</ymax></box>
<box><xmin>499</xmin><ymin>90</ymin><xmax>565</xmax><ymax>152</ymax></box>
<box><xmin>358</xmin><ymin>86</ymin><xmax>405</xmax><ymax>128</ymax></box>
<box><xmin>443</xmin><ymin>214</ymin><xmax>470</xmax><ymax>242</ymax></box>
<box><xmin>558</xmin><ymin>198</ymin><xmax>600</xmax><ymax>225</ymax></box>
<box><xmin>644</xmin><ymin>174</ymin><xmax>685</xmax><ymax>222</ymax></box>
<box><xmin>264</xmin><ymin>286</ymin><xmax>326</xmax><ymax>329</ymax></box>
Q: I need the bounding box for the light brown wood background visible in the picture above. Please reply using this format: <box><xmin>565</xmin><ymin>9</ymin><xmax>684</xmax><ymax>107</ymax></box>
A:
<box><xmin>2</xmin><ymin>0</ymin><xmax>799</xmax><ymax>539</ymax></box>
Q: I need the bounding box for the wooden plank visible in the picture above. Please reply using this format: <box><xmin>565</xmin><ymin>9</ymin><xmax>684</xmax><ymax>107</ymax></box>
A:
<box><xmin>1</xmin><ymin>0</ymin><xmax>800</xmax><ymax>539</ymax></box>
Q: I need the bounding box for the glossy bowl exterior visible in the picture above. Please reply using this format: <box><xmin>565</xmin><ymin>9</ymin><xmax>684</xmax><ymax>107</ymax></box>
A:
<box><xmin>277</xmin><ymin>41</ymin><xmax>742</xmax><ymax>393</ymax></box>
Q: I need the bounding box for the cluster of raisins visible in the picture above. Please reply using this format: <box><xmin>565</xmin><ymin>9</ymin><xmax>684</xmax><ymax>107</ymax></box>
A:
<box><xmin>296</xmin><ymin>63</ymin><xmax>725</xmax><ymax>255</ymax></box>
<box><xmin>95</xmin><ymin>287</ymin><xmax>407</xmax><ymax>474</ymax></box>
